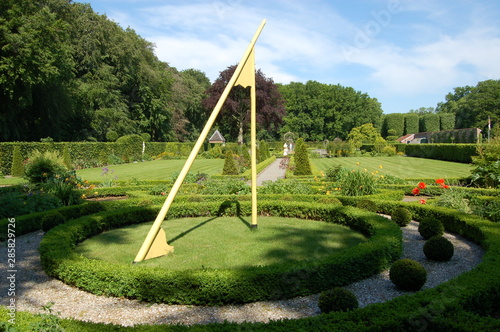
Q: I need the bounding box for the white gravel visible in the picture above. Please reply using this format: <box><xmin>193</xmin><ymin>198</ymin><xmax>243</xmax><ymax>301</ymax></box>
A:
<box><xmin>0</xmin><ymin>219</ymin><xmax>484</xmax><ymax>327</ymax></box>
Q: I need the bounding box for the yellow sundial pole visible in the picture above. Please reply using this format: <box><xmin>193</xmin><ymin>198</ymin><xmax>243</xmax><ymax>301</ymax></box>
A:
<box><xmin>133</xmin><ymin>19</ymin><xmax>266</xmax><ymax>263</ymax></box>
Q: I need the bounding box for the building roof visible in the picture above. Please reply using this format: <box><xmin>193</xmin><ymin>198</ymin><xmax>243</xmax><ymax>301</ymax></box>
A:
<box><xmin>209</xmin><ymin>129</ymin><xmax>225</xmax><ymax>143</ymax></box>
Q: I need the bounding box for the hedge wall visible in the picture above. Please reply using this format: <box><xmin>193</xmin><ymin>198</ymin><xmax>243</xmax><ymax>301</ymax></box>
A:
<box><xmin>404</xmin><ymin>143</ymin><xmax>477</xmax><ymax>163</ymax></box>
<box><xmin>39</xmin><ymin>201</ymin><xmax>402</xmax><ymax>306</ymax></box>
<box><xmin>0</xmin><ymin>142</ymin><xmax>166</xmax><ymax>174</ymax></box>
<box><xmin>404</xmin><ymin>113</ymin><xmax>419</xmax><ymax>135</ymax></box>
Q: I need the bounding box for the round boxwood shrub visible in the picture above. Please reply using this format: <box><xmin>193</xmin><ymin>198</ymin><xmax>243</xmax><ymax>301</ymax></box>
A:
<box><xmin>389</xmin><ymin>259</ymin><xmax>427</xmax><ymax>291</ymax></box>
<box><xmin>318</xmin><ymin>287</ymin><xmax>359</xmax><ymax>313</ymax></box>
<box><xmin>418</xmin><ymin>217</ymin><xmax>444</xmax><ymax>240</ymax></box>
<box><xmin>391</xmin><ymin>207</ymin><xmax>412</xmax><ymax>227</ymax></box>
<box><xmin>423</xmin><ymin>236</ymin><xmax>454</xmax><ymax>261</ymax></box>
<box><xmin>356</xmin><ymin>200</ymin><xmax>377</xmax><ymax>212</ymax></box>
<box><xmin>41</xmin><ymin>211</ymin><xmax>66</xmax><ymax>232</ymax></box>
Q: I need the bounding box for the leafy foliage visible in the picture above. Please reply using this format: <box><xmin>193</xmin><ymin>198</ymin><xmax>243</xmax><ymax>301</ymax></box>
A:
<box><xmin>471</xmin><ymin>138</ymin><xmax>500</xmax><ymax>188</ymax></box>
<box><xmin>418</xmin><ymin>217</ymin><xmax>444</xmax><ymax>240</ymax></box>
<box><xmin>24</xmin><ymin>150</ymin><xmax>67</xmax><ymax>183</ymax></box>
<box><xmin>293</xmin><ymin>138</ymin><xmax>312</xmax><ymax>175</ymax></box>
<box><xmin>423</xmin><ymin>236</ymin><xmax>454</xmax><ymax>262</ymax></box>
<box><xmin>10</xmin><ymin>145</ymin><xmax>24</xmax><ymax>176</ymax></box>
<box><xmin>340</xmin><ymin>170</ymin><xmax>376</xmax><ymax>196</ymax></box>
<box><xmin>318</xmin><ymin>288</ymin><xmax>359</xmax><ymax>313</ymax></box>
<box><xmin>222</xmin><ymin>150</ymin><xmax>239</xmax><ymax>175</ymax></box>
<box><xmin>389</xmin><ymin>259</ymin><xmax>427</xmax><ymax>291</ymax></box>
<box><xmin>41</xmin><ymin>211</ymin><xmax>66</xmax><ymax>232</ymax></box>
<box><xmin>203</xmin><ymin>66</ymin><xmax>286</xmax><ymax>144</ymax></box>
<box><xmin>279</xmin><ymin>81</ymin><xmax>383</xmax><ymax>141</ymax></box>
<box><xmin>391</xmin><ymin>207</ymin><xmax>412</xmax><ymax>227</ymax></box>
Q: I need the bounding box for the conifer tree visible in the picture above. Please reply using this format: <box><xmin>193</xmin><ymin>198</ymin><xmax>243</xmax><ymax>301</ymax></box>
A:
<box><xmin>222</xmin><ymin>150</ymin><xmax>239</xmax><ymax>175</ymax></box>
<box><xmin>11</xmin><ymin>146</ymin><xmax>24</xmax><ymax>177</ymax></box>
<box><xmin>293</xmin><ymin>138</ymin><xmax>312</xmax><ymax>175</ymax></box>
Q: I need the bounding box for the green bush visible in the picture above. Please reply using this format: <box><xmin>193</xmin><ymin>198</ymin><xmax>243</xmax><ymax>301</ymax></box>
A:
<box><xmin>259</xmin><ymin>179</ymin><xmax>316</xmax><ymax>195</ymax></box>
<box><xmin>418</xmin><ymin>217</ymin><xmax>444</xmax><ymax>240</ymax></box>
<box><xmin>340</xmin><ymin>170</ymin><xmax>376</xmax><ymax>196</ymax></box>
<box><xmin>24</xmin><ymin>150</ymin><xmax>67</xmax><ymax>183</ymax></box>
<box><xmin>10</xmin><ymin>145</ymin><xmax>24</xmax><ymax>176</ymax></box>
<box><xmin>116</xmin><ymin>134</ymin><xmax>143</xmax><ymax>162</ymax></box>
<box><xmin>41</xmin><ymin>211</ymin><xmax>66</xmax><ymax>232</ymax></box>
<box><xmin>318</xmin><ymin>287</ymin><xmax>359</xmax><ymax>313</ymax></box>
<box><xmin>79</xmin><ymin>202</ymin><xmax>104</xmax><ymax>215</ymax></box>
<box><xmin>325</xmin><ymin>165</ymin><xmax>348</xmax><ymax>181</ymax></box>
<box><xmin>356</xmin><ymin>199</ymin><xmax>377</xmax><ymax>212</ymax></box>
<box><xmin>391</xmin><ymin>207</ymin><xmax>412</xmax><ymax>227</ymax></box>
<box><xmin>389</xmin><ymin>259</ymin><xmax>427</xmax><ymax>291</ymax></box>
<box><xmin>222</xmin><ymin>150</ymin><xmax>239</xmax><ymax>175</ymax></box>
<box><xmin>405</xmin><ymin>144</ymin><xmax>477</xmax><ymax>163</ymax></box>
<box><xmin>317</xmin><ymin>197</ymin><xmax>343</xmax><ymax>205</ymax></box>
<box><xmin>423</xmin><ymin>236</ymin><xmax>454</xmax><ymax>261</ymax></box>
<box><xmin>293</xmin><ymin>138</ymin><xmax>312</xmax><ymax>175</ymax></box>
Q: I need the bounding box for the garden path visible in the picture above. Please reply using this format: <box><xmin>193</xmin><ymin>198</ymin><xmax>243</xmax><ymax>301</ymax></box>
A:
<box><xmin>255</xmin><ymin>158</ymin><xmax>286</xmax><ymax>186</ymax></box>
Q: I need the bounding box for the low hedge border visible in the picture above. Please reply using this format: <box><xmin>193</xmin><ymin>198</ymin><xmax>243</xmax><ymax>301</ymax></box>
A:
<box><xmin>39</xmin><ymin>201</ymin><xmax>402</xmax><ymax>306</ymax></box>
<box><xmin>2</xmin><ymin>200</ymin><xmax>500</xmax><ymax>330</ymax></box>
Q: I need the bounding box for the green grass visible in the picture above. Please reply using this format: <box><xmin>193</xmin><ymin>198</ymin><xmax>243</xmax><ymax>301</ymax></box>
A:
<box><xmin>75</xmin><ymin>159</ymin><xmax>224</xmax><ymax>182</ymax></box>
<box><xmin>312</xmin><ymin>156</ymin><xmax>473</xmax><ymax>179</ymax></box>
<box><xmin>75</xmin><ymin>216</ymin><xmax>367</xmax><ymax>270</ymax></box>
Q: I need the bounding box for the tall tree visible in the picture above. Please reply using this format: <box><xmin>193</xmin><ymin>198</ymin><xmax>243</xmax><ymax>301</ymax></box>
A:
<box><xmin>202</xmin><ymin>65</ymin><xmax>286</xmax><ymax>144</ymax></box>
<box><xmin>436</xmin><ymin>80</ymin><xmax>500</xmax><ymax>130</ymax></box>
<box><xmin>279</xmin><ymin>81</ymin><xmax>382</xmax><ymax>141</ymax></box>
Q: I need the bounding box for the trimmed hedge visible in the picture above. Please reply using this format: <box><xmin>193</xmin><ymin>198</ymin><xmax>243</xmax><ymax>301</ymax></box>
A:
<box><xmin>39</xmin><ymin>201</ymin><xmax>402</xmax><ymax>306</ymax></box>
<box><xmin>404</xmin><ymin>143</ymin><xmax>477</xmax><ymax>163</ymax></box>
<box><xmin>2</xmin><ymin>199</ymin><xmax>500</xmax><ymax>331</ymax></box>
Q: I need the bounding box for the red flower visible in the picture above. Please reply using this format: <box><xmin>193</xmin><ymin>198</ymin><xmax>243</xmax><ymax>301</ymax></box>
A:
<box><xmin>435</xmin><ymin>179</ymin><xmax>445</xmax><ymax>185</ymax></box>
<box><xmin>417</xmin><ymin>182</ymin><xmax>427</xmax><ymax>189</ymax></box>
<box><xmin>420</xmin><ymin>199</ymin><xmax>427</xmax><ymax>204</ymax></box>
<box><xmin>441</xmin><ymin>184</ymin><xmax>450</xmax><ymax>189</ymax></box>
<box><xmin>412</xmin><ymin>188</ymin><xmax>420</xmax><ymax>195</ymax></box>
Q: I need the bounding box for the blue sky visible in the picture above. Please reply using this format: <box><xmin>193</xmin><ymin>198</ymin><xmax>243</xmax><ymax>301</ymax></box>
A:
<box><xmin>83</xmin><ymin>0</ymin><xmax>500</xmax><ymax>114</ymax></box>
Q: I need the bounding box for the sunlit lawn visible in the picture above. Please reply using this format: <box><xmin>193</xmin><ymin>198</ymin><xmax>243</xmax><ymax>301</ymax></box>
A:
<box><xmin>75</xmin><ymin>159</ymin><xmax>224</xmax><ymax>182</ymax></box>
<box><xmin>75</xmin><ymin>216</ymin><xmax>367</xmax><ymax>270</ymax></box>
<box><xmin>312</xmin><ymin>156</ymin><xmax>473</xmax><ymax>179</ymax></box>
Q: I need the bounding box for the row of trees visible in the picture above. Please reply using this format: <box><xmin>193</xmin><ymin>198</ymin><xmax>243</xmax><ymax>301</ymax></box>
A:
<box><xmin>1</xmin><ymin>0</ymin><xmax>498</xmax><ymax>144</ymax></box>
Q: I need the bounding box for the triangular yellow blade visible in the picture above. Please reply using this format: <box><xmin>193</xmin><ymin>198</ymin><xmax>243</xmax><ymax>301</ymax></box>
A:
<box><xmin>144</xmin><ymin>228</ymin><xmax>174</xmax><ymax>260</ymax></box>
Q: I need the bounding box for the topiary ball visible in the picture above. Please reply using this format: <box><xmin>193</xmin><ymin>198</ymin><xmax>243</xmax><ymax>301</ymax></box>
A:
<box><xmin>41</xmin><ymin>211</ymin><xmax>66</xmax><ymax>232</ymax></box>
<box><xmin>356</xmin><ymin>200</ymin><xmax>377</xmax><ymax>212</ymax></box>
<box><xmin>423</xmin><ymin>236</ymin><xmax>454</xmax><ymax>261</ymax></box>
<box><xmin>418</xmin><ymin>217</ymin><xmax>444</xmax><ymax>240</ymax></box>
<box><xmin>391</xmin><ymin>207</ymin><xmax>412</xmax><ymax>227</ymax></box>
<box><xmin>389</xmin><ymin>259</ymin><xmax>427</xmax><ymax>291</ymax></box>
<box><xmin>318</xmin><ymin>287</ymin><xmax>359</xmax><ymax>313</ymax></box>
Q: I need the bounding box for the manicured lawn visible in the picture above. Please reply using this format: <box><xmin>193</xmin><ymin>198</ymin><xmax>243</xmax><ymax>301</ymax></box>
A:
<box><xmin>75</xmin><ymin>159</ymin><xmax>225</xmax><ymax>182</ymax></box>
<box><xmin>312</xmin><ymin>156</ymin><xmax>473</xmax><ymax>179</ymax></box>
<box><xmin>75</xmin><ymin>216</ymin><xmax>367</xmax><ymax>270</ymax></box>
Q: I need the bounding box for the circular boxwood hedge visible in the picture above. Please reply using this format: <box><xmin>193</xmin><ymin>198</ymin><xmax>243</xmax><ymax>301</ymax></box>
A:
<box><xmin>40</xmin><ymin>201</ymin><xmax>402</xmax><ymax>306</ymax></box>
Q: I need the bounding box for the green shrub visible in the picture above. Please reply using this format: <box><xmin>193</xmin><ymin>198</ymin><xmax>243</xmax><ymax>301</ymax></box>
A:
<box><xmin>201</xmin><ymin>178</ymin><xmax>250</xmax><ymax>195</ymax></box>
<box><xmin>24</xmin><ymin>150</ymin><xmax>67</xmax><ymax>183</ymax></box>
<box><xmin>423</xmin><ymin>236</ymin><xmax>454</xmax><ymax>261</ymax></box>
<box><xmin>418</xmin><ymin>217</ymin><xmax>444</xmax><ymax>240</ymax></box>
<box><xmin>41</xmin><ymin>211</ymin><xmax>66</xmax><ymax>232</ymax></box>
<box><xmin>222</xmin><ymin>150</ymin><xmax>239</xmax><ymax>175</ymax></box>
<box><xmin>259</xmin><ymin>179</ymin><xmax>316</xmax><ymax>195</ymax></box>
<box><xmin>340</xmin><ymin>170</ymin><xmax>376</xmax><ymax>196</ymax></box>
<box><xmin>389</xmin><ymin>259</ymin><xmax>427</xmax><ymax>291</ymax></box>
<box><xmin>325</xmin><ymin>165</ymin><xmax>349</xmax><ymax>181</ymax></box>
<box><xmin>116</xmin><ymin>134</ymin><xmax>143</xmax><ymax>162</ymax></box>
<box><xmin>471</xmin><ymin>138</ymin><xmax>500</xmax><ymax>188</ymax></box>
<box><xmin>11</xmin><ymin>145</ymin><xmax>24</xmax><ymax>176</ymax></box>
<box><xmin>293</xmin><ymin>138</ymin><xmax>312</xmax><ymax>175</ymax></box>
<box><xmin>317</xmin><ymin>197</ymin><xmax>343</xmax><ymax>205</ymax></box>
<box><xmin>356</xmin><ymin>199</ymin><xmax>377</xmax><ymax>212</ymax></box>
<box><xmin>391</xmin><ymin>207</ymin><xmax>412</xmax><ymax>227</ymax></box>
<box><xmin>79</xmin><ymin>202</ymin><xmax>104</xmax><ymax>215</ymax></box>
<box><xmin>318</xmin><ymin>287</ymin><xmax>359</xmax><ymax>313</ymax></box>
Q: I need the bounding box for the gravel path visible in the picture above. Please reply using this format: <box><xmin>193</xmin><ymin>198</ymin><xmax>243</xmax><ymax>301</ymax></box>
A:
<box><xmin>0</xmin><ymin>219</ymin><xmax>483</xmax><ymax>327</ymax></box>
